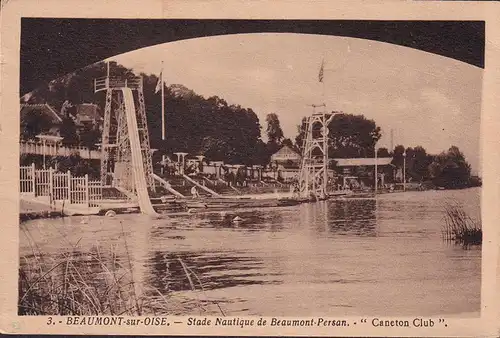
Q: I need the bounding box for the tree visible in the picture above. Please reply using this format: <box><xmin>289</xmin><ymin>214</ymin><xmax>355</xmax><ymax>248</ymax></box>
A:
<box><xmin>79</xmin><ymin>124</ymin><xmax>101</xmax><ymax>149</ymax></box>
<box><xmin>265</xmin><ymin>113</ymin><xmax>284</xmax><ymax>145</ymax></box>
<box><xmin>282</xmin><ymin>138</ymin><xmax>295</xmax><ymax>149</ymax></box>
<box><xmin>409</xmin><ymin>146</ymin><xmax>433</xmax><ymax>181</ymax></box>
<box><xmin>391</xmin><ymin>145</ymin><xmax>406</xmax><ymax>167</ymax></box>
<box><xmin>295</xmin><ymin>117</ymin><xmax>307</xmax><ymax>149</ymax></box>
<box><xmin>60</xmin><ymin>116</ymin><xmax>79</xmax><ymax>146</ymax></box>
<box><xmin>428</xmin><ymin>146</ymin><xmax>472</xmax><ymax>189</ymax></box>
<box><xmin>329</xmin><ymin>113</ymin><xmax>381</xmax><ymax>157</ymax></box>
<box><xmin>376</xmin><ymin>147</ymin><xmax>390</xmax><ymax>157</ymax></box>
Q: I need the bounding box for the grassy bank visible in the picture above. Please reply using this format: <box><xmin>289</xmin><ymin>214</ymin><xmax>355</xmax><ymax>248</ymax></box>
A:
<box><xmin>18</xmin><ymin>222</ymin><xmax>224</xmax><ymax>316</ymax></box>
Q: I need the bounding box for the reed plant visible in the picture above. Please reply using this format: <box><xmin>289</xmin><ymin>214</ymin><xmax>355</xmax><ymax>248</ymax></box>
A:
<box><xmin>18</xmin><ymin>221</ymin><xmax>224</xmax><ymax>316</ymax></box>
<box><xmin>442</xmin><ymin>202</ymin><xmax>482</xmax><ymax>246</ymax></box>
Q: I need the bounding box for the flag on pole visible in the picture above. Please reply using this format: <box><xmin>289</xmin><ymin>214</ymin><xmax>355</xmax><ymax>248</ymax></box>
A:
<box><xmin>157</xmin><ymin>63</ymin><xmax>166</xmax><ymax>140</ymax></box>
<box><xmin>318</xmin><ymin>59</ymin><xmax>324</xmax><ymax>83</ymax></box>
<box><xmin>155</xmin><ymin>71</ymin><xmax>162</xmax><ymax>94</ymax></box>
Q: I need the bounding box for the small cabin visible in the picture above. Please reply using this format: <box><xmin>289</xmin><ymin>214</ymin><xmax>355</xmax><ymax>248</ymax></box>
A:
<box><xmin>74</xmin><ymin>103</ymin><xmax>102</xmax><ymax>128</ymax></box>
<box><xmin>270</xmin><ymin>145</ymin><xmax>302</xmax><ymax>168</ymax></box>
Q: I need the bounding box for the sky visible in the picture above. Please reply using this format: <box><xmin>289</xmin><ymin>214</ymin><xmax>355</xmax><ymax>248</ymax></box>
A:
<box><xmin>109</xmin><ymin>33</ymin><xmax>483</xmax><ymax>174</ymax></box>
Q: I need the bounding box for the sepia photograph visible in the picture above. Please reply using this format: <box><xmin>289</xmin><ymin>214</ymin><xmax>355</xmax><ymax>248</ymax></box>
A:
<box><xmin>17</xmin><ymin>18</ymin><xmax>484</xmax><ymax>318</ymax></box>
<box><xmin>1</xmin><ymin>2</ymin><xmax>499</xmax><ymax>336</ymax></box>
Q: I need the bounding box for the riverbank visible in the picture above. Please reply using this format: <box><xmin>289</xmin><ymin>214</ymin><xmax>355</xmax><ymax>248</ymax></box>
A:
<box><xmin>19</xmin><ymin>187</ymin><xmax>480</xmax><ymax>220</ymax></box>
<box><xmin>19</xmin><ymin>200</ymin><xmax>63</xmax><ymax>221</ymax></box>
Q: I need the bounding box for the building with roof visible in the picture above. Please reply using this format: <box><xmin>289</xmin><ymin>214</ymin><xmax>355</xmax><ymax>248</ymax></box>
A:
<box><xmin>20</xmin><ymin>103</ymin><xmax>63</xmax><ymax>138</ymax></box>
<box><xmin>332</xmin><ymin>157</ymin><xmax>396</xmax><ymax>187</ymax></box>
<box><xmin>73</xmin><ymin>103</ymin><xmax>102</xmax><ymax>128</ymax></box>
<box><xmin>20</xmin><ymin>103</ymin><xmax>62</xmax><ymax>124</ymax></box>
<box><xmin>270</xmin><ymin>145</ymin><xmax>302</xmax><ymax>168</ymax></box>
<box><xmin>21</xmin><ymin>102</ymin><xmax>103</xmax><ymax>139</ymax></box>
<box><xmin>332</xmin><ymin>157</ymin><xmax>394</xmax><ymax>176</ymax></box>
<box><xmin>332</xmin><ymin>157</ymin><xmax>394</xmax><ymax>169</ymax></box>
<box><xmin>268</xmin><ymin>145</ymin><xmax>397</xmax><ymax>185</ymax></box>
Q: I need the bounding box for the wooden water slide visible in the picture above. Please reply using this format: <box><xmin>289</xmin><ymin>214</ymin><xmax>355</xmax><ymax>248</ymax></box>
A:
<box><xmin>151</xmin><ymin>173</ymin><xmax>186</xmax><ymax>198</ymax></box>
<box><xmin>183</xmin><ymin>174</ymin><xmax>222</xmax><ymax>197</ymax></box>
<box><xmin>122</xmin><ymin>88</ymin><xmax>159</xmax><ymax>216</ymax></box>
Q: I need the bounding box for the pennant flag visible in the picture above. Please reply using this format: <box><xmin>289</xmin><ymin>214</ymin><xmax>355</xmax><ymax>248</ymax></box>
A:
<box><xmin>318</xmin><ymin>60</ymin><xmax>324</xmax><ymax>83</ymax></box>
<box><xmin>155</xmin><ymin>71</ymin><xmax>162</xmax><ymax>94</ymax></box>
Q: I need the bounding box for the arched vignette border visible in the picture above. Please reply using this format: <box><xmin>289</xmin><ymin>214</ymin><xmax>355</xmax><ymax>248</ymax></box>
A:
<box><xmin>20</xmin><ymin>19</ymin><xmax>484</xmax><ymax>94</ymax></box>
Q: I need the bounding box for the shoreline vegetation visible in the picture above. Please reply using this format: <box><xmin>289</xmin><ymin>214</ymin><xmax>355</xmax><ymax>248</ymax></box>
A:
<box><xmin>19</xmin><ymin>222</ymin><xmax>225</xmax><ymax>316</ymax></box>
<box><xmin>441</xmin><ymin>202</ymin><xmax>482</xmax><ymax>247</ymax></box>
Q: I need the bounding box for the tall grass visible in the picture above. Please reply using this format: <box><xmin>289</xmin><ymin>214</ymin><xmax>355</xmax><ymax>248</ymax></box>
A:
<box><xmin>442</xmin><ymin>202</ymin><xmax>482</xmax><ymax>246</ymax></box>
<box><xmin>18</xmin><ymin>221</ymin><xmax>224</xmax><ymax>316</ymax></box>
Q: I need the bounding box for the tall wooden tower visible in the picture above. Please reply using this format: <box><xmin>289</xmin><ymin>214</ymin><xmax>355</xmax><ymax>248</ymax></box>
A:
<box><xmin>298</xmin><ymin>104</ymin><xmax>335</xmax><ymax>200</ymax></box>
<box><xmin>94</xmin><ymin>74</ymin><xmax>155</xmax><ymax>194</ymax></box>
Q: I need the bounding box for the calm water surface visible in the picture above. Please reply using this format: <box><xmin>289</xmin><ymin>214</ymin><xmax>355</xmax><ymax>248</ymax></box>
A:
<box><xmin>20</xmin><ymin>188</ymin><xmax>481</xmax><ymax>316</ymax></box>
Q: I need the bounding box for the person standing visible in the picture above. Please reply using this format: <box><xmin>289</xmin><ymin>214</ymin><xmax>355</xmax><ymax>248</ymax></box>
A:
<box><xmin>191</xmin><ymin>186</ymin><xmax>200</xmax><ymax>199</ymax></box>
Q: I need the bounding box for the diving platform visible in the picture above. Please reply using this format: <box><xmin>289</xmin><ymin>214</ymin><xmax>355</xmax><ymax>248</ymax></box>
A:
<box><xmin>94</xmin><ymin>76</ymin><xmax>143</xmax><ymax>93</ymax></box>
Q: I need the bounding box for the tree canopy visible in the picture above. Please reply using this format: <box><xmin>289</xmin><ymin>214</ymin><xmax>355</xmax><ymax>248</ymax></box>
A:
<box><xmin>265</xmin><ymin>113</ymin><xmax>284</xmax><ymax>145</ymax></box>
<box><xmin>428</xmin><ymin>146</ymin><xmax>472</xmax><ymax>188</ymax></box>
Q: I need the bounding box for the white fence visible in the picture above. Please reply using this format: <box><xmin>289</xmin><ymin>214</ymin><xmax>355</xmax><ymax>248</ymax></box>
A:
<box><xmin>20</xmin><ymin>141</ymin><xmax>100</xmax><ymax>160</ymax></box>
<box><xmin>20</xmin><ymin>165</ymin><xmax>102</xmax><ymax>208</ymax></box>
<box><xmin>20</xmin><ymin>163</ymin><xmax>36</xmax><ymax>195</ymax></box>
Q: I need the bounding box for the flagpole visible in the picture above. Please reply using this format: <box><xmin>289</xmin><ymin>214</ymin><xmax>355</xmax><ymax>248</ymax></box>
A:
<box><xmin>322</xmin><ymin>77</ymin><xmax>325</xmax><ymax>108</ymax></box>
<box><xmin>322</xmin><ymin>59</ymin><xmax>326</xmax><ymax>107</ymax></box>
<box><xmin>161</xmin><ymin>61</ymin><xmax>165</xmax><ymax>141</ymax></box>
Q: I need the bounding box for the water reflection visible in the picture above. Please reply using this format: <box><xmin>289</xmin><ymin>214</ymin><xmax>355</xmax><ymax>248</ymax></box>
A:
<box><xmin>327</xmin><ymin>199</ymin><xmax>377</xmax><ymax>236</ymax></box>
<box><xmin>147</xmin><ymin>251</ymin><xmax>280</xmax><ymax>293</ymax></box>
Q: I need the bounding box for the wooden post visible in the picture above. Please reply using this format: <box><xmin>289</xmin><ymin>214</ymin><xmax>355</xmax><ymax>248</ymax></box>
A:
<box><xmin>49</xmin><ymin>168</ymin><xmax>54</xmax><ymax>203</ymax></box>
<box><xmin>403</xmin><ymin>152</ymin><xmax>406</xmax><ymax>192</ymax></box>
<box><xmin>85</xmin><ymin>174</ymin><xmax>89</xmax><ymax>207</ymax></box>
<box><xmin>31</xmin><ymin>163</ymin><xmax>35</xmax><ymax>194</ymax></box>
<box><xmin>67</xmin><ymin>170</ymin><xmax>71</xmax><ymax>203</ymax></box>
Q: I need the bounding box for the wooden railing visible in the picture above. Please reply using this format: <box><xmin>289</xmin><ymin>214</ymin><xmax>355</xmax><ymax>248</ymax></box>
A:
<box><xmin>94</xmin><ymin>76</ymin><xmax>142</xmax><ymax>92</ymax></box>
<box><xmin>20</xmin><ymin>141</ymin><xmax>100</xmax><ymax>160</ymax></box>
<box><xmin>20</xmin><ymin>165</ymin><xmax>102</xmax><ymax>208</ymax></box>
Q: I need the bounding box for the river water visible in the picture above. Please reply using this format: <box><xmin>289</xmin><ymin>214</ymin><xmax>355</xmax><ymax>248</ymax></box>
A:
<box><xmin>19</xmin><ymin>188</ymin><xmax>481</xmax><ymax>316</ymax></box>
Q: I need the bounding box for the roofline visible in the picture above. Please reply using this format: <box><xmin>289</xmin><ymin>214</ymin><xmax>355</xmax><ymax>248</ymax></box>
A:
<box><xmin>21</xmin><ymin>103</ymin><xmax>62</xmax><ymax>122</ymax></box>
<box><xmin>274</xmin><ymin>144</ymin><xmax>301</xmax><ymax>155</ymax></box>
<box><xmin>46</xmin><ymin>104</ymin><xmax>63</xmax><ymax>122</ymax></box>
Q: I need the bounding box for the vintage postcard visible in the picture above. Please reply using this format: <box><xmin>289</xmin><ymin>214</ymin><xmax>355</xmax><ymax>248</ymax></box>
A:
<box><xmin>0</xmin><ymin>0</ymin><xmax>499</xmax><ymax>336</ymax></box>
